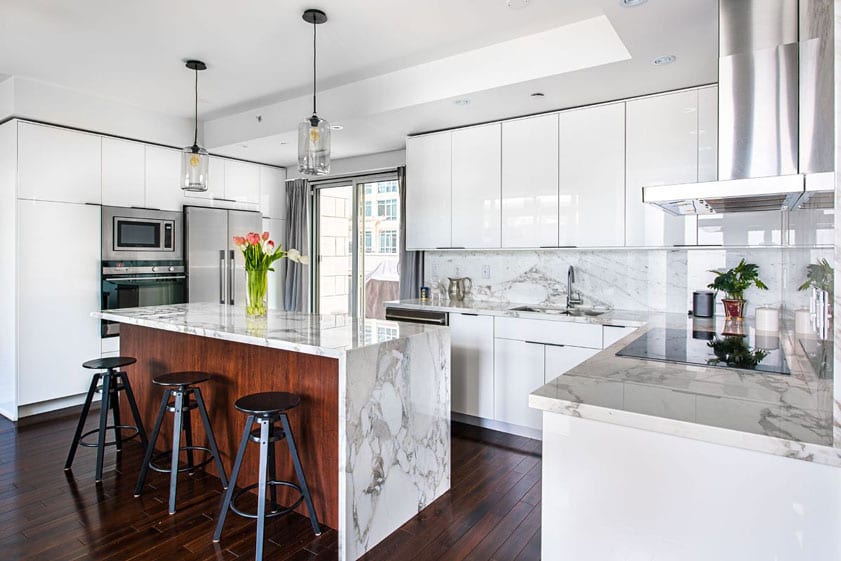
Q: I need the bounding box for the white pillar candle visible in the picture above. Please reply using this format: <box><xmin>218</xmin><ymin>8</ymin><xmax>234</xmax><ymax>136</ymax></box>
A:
<box><xmin>754</xmin><ymin>307</ymin><xmax>779</xmax><ymax>332</ymax></box>
<box><xmin>795</xmin><ymin>309</ymin><xmax>813</xmax><ymax>335</ymax></box>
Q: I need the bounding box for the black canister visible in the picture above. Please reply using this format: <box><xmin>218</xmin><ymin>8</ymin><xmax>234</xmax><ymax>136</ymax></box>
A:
<box><xmin>692</xmin><ymin>290</ymin><xmax>715</xmax><ymax>318</ymax></box>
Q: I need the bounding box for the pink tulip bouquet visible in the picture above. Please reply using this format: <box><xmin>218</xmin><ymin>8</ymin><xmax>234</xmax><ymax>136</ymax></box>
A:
<box><xmin>233</xmin><ymin>231</ymin><xmax>309</xmax><ymax>316</ymax></box>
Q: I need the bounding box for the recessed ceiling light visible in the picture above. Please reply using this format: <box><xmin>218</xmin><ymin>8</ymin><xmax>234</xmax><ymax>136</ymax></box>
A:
<box><xmin>619</xmin><ymin>0</ymin><xmax>648</xmax><ymax>6</ymax></box>
<box><xmin>652</xmin><ymin>54</ymin><xmax>677</xmax><ymax>66</ymax></box>
<box><xmin>330</xmin><ymin>124</ymin><xmax>344</xmax><ymax>131</ymax></box>
<box><xmin>241</xmin><ymin>144</ymin><xmax>248</xmax><ymax>148</ymax></box>
<box><xmin>279</xmin><ymin>141</ymin><xmax>288</xmax><ymax>145</ymax></box>
<box><xmin>506</xmin><ymin>0</ymin><xmax>529</xmax><ymax>9</ymax></box>
<box><xmin>454</xmin><ymin>98</ymin><xmax>471</xmax><ymax>106</ymax></box>
<box><xmin>530</xmin><ymin>92</ymin><xmax>545</xmax><ymax>98</ymax></box>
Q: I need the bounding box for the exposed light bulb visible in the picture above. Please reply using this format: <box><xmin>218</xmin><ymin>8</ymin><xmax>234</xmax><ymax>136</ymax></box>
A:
<box><xmin>309</xmin><ymin>126</ymin><xmax>320</xmax><ymax>143</ymax></box>
<box><xmin>190</xmin><ymin>153</ymin><xmax>201</xmax><ymax>167</ymax></box>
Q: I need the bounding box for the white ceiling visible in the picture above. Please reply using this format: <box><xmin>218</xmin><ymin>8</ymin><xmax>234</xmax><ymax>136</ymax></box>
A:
<box><xmin>0</xmin><ymin>0</ymin><xmax>718</xmax><ymax>166</ymax></box>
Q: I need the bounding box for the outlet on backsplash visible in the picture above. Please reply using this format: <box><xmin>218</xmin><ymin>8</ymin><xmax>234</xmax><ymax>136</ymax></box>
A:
<box><xmin>482</xmin><ymin>265</ymin><xmax>491</xmax><ymax>279</ymax></box>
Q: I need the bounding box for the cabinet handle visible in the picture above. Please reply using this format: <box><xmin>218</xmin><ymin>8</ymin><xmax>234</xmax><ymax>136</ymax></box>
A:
<box><xmin>603</xmin><ymin>324</ymin><xmax>628</xmax><ymax>329</ymax></box>
<box><xmin>539</xmin><ymin>245</ymin><xmax>577</xmax><ymax>249</ymax></box>
<box><xmin>525</xmin><ymin>340</ymin><xmax>565</xmax><ymax>347</ymax></box>
<box><xmin>460</xmin><ymin>313</ymin><xmax>479</xmax><ymax>316</ymax></box>
<box><xmin>435</xmin><ymin>246</ymin><xmax>466</xmax><ymax>250</ymax></box>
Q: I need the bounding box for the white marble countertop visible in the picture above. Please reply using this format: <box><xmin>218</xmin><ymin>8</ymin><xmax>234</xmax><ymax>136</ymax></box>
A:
<box><xmin>94</xmin><ymin>303</ymin><xmax>448</xmax><ymax>360</ymax></box>
<box><xmin>388</xmin><ymin>299</ymin><xmax>839</xmax><ymax>466</ymax></box>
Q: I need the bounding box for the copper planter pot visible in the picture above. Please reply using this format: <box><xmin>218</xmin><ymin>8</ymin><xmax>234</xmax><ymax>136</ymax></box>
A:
<box><xmin>721</xmin><ymin>298</ymin><xmax>745</xmax><ymax>320</ymax></box>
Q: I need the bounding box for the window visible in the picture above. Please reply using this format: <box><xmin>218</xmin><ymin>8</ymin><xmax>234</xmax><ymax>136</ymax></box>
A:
<box><xmin>378</xmin><ymin>198</ymin><xmax>397</xmax><ymax>220</ymax></box>
<box><xmin>364</xmin><ymin>200</ymin><xmax>372</xmax><ymax>217</ymax></box>
<box><xmin>379</xmin><ymin>230</ymin><xmax>397</xmax><ymax>254</ymax></box>
<box><xmin>377</xmin><ymin>181</ymin><xmax>398</xmax><ymax>194</ymax></box>
<box><xmin>364</xmin><ymin>231</ymin><xmax>373</xmax><ymax>253</ymax></box>
<box><xmin>364</xmin><ymin>184</ymin><xmax>373</xmax><ymax>194</ymax></box>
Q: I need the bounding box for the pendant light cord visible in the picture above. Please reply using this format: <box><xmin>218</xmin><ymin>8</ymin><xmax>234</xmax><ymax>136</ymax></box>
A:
<box><xmin>312</xmin><ymin>19</ymin><xmax>317</xmax><ymax>116</ymax></box>
<box><xmin>193</xmin><ymin>67</ymin><xmax>199</xmax><ymax>147</ymax></box>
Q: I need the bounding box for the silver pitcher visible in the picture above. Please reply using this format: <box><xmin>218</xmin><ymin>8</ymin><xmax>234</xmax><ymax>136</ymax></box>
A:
<box><xmin>447</xmin><ymin>277</ymin><xmax>472</xmax><ymax>301</ymax></box>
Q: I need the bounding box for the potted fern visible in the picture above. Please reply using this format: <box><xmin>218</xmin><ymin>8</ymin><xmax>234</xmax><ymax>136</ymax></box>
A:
<box><xmin>707</xmin><ymin>259</ymin><xmax>768</xmax><ymax>320</ymax></box>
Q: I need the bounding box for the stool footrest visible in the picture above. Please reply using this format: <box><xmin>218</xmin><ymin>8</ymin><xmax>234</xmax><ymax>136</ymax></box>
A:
<box><xmin>148</xmin><ymin>447</ymin><xmax>215</xmax><ymax>474</ymax></box>
<box><xmin>229</xmin><ymin>481</ymin><xmax>305</xmax><ymax>520</ymax></box>
<box><xmin>79</xmin><ymin>425</ymin><xmax>141</xmax><ymax>448</ymax></box>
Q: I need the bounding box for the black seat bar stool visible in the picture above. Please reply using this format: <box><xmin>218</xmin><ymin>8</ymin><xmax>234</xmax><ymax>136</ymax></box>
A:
<box><xmin>64</xmin><ymin>356</ymin><xmax>148</xmax><ymax>482</ymax></box>
<box><xmin>134</xmin><ymin>371</ymin><xmax>228</xmax><ymax>514</ymax></box>
<box><xmin>213</xmin><ymin>391</ymin><xmax>321</xmax><ymax>561</ymax></box>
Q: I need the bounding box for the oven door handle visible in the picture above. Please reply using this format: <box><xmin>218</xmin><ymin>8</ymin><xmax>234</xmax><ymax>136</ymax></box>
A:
<box><xmin>104</xmin><ymin>275</ymin><xmax>187</xmax><ymax>282</ymax></box>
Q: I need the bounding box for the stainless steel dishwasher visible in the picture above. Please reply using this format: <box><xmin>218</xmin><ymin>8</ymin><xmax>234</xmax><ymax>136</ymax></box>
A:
<box><xmin>384</xmin><ymin>306</ymin><xmax>449</xmax><ymax>326</ymax></box>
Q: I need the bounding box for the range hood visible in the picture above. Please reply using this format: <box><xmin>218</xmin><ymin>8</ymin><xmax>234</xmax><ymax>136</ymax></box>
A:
<box><xmin>643</xmin><ymin>0</ymin><xmax>834</xmax><ymax>216</ymax></box>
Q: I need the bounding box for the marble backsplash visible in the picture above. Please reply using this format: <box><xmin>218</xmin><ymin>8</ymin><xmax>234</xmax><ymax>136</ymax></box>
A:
<box><xmin>425</xmin><ymin>247</ymin><xmax>832</xmax><ymax>319</ymax></box>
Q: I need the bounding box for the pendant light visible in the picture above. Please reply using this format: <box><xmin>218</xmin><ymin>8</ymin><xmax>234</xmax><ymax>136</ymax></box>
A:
<box><xmin>181</xmin><ymin>60</ymin><xmax>209</xmax><ymax>192</ymax></box>
<box><xmin>298</xmin><ymin>9</ymin><xmax>330</xmax><ymax>176</ymax></box>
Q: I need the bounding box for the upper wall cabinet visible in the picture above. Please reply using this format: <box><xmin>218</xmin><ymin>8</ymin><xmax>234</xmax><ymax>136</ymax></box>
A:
<box><xmin>502</xmin><ymin>114</ymin><xmax>559</xmax><ymax>248</ymax></box>
<box><xmin>406</xmin><ymin>132</ymin><xmax>452</xmax><ymax>250</ymax></box>
<box><xmin>260</xmin><ymin>166</ymin><xmax>287</xmax><ymax>219</ymax></box>
<box><xmin>558</xmin><ymin>103</ymin><xmax>626</xmax><ymax>247</ymax></box>
<box><xmin>17</xmin><ymin>122</ymin><xmax>102</xmax><ymax>204</ymax></box>
<box><xmin>102</xmin><ymin>137</ymin><xmax>145</xmax><ymax>207</ymax></box>
<box><xmin>452</xmin><ymin>123</ymin><xmax>501</xmax><ymax>249</ymax></box>
<box><xmin>224</xmin><ymin>159</ymin><xmax>261</xmax><ymax>205</ymax></box>
<box><xmin>144</xmin><ymin>146</ymin><xmax>185</xmax><ymax>212</ymax></box>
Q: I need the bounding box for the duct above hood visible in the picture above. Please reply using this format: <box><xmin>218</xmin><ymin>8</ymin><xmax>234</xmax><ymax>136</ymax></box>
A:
<box><xmin>643</xmin><ymin>0</ymin><xmax>834</xmax><ymax>215</ymax></box>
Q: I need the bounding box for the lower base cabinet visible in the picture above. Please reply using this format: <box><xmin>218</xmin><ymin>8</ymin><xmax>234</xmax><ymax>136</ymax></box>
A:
<box><xmin>450</xmin><ymin>313</ymin><xmax>495</xmax><ymax>418</ymax></box>
<box><xmin>494</xmin><ymin>338</ymin><xmax>545</xmax><ymax>430</ymax></box>
<box><xmin>544</xmin><ymin>344</ymin><xmax>600</xmax><ymax>384</ymax></box>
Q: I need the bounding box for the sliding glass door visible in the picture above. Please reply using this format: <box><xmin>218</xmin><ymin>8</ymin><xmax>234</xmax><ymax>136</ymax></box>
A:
<box><xmin>313</xmin><ymin>173</ymin><xmax>400</xmax><ymax>318</ymax></box>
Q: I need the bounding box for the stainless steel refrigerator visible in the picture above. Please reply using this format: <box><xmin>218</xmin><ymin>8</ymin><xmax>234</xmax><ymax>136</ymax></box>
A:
<box><xmin>185</xmin><ymin>206</ymin><xmax>262</xmax><ymax>305</ymax></box>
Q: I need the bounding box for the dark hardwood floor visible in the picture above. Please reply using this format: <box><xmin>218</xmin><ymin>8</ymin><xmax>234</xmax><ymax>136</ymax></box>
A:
<box><xmin>0</xmin><ymin>410</ymin><xmax>541</xmax><ymax>560</ymax></box>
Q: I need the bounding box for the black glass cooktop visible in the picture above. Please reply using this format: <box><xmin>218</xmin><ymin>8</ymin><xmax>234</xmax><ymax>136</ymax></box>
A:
<box><xmin>616</xmin><ymin>327</ymin><xmax>791</xmax><ymax>375</ymax></box>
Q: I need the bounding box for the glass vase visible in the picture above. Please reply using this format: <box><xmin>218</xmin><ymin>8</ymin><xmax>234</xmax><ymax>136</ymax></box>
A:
<box><xmin>246</xmin><ymin>268</ymin><xmax>268</xmax><ymax>317</ymax></box>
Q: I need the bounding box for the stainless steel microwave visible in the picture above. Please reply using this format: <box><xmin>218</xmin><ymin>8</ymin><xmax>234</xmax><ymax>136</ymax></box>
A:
<box><xmin>102</xmin><ymin>206</ymin><xmax>183</xmax><ymax>261</ymax></box>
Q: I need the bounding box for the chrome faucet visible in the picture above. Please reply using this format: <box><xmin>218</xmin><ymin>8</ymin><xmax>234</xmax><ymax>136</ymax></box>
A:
<box><xmin>567</xmin><ymin>265</ymin><xmax>583</xmax><ymax>309</ymax></box>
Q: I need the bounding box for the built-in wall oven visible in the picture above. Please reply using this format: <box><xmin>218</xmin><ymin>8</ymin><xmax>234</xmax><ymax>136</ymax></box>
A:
<box><xmin>101</xmin><ymin>206</ymin><xmax>186</xmax><ymax>337</ymax></box>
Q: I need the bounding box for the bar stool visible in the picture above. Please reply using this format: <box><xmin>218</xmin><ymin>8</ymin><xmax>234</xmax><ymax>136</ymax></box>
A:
<box><xmin>134</xmin><ymin>371</ymin><xmax>228</xmax><ymax>514</ymax></box>
<box><xmin>64</xmin><ymin>356</ymin><xmax>148</xmax><ymax>482</ymax></box>
<box><xmin>213</xmin><ymin>392</ymin><xmax>321</xmax><ymax>561</ymax></box>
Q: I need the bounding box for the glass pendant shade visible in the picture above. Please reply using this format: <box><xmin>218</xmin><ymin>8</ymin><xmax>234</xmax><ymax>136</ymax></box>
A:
<box><xmin>297</xmin><ymin>115</ymin><xmax>331</xmax><ymax>175</ymax></box>
<box><xmin>181</xmin><ymin>145</ymin><xmax>209</xmax><ymax>191</ymax></box>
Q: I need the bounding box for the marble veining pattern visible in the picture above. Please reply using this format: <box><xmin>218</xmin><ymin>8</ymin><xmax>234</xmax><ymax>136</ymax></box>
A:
<box><xmin>833</xmin><ymin>0</ymin><xmax>841</xmax><ymax>450</ymax></box>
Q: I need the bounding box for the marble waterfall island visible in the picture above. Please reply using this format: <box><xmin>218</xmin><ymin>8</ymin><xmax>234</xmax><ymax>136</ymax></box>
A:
<box><xmin>93</xmin><ymin>303</ymin><xmax>451</xmax><ymax>561</ymax></box>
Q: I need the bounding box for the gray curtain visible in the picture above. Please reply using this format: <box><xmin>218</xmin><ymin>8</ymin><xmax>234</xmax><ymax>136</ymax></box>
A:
<box><xmin>398</xmin><ymin>166</ymin><xmax>424</xmax><ymax>300</ymax></box>
<box><xmin>284</xmin><ymin>178</ymin><xmax>309</xmax><ymax>311</ymax></box>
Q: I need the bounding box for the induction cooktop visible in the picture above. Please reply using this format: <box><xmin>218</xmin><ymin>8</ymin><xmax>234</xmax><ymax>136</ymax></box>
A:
<box><xmin>616</xmin><ymin>327</ymin><xmax>790</xmax><ymax>375</ymax></box>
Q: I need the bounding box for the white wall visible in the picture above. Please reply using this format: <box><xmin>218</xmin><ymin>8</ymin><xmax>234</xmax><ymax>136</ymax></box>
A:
<box><xmin>286</xmin><ymin>149</ymin><xmax>405</xmax><ymax>181</ymax></box>
<box><xmin>3</xmin><ymin>76</ymin><xmax>194</xmax><ymax>147</ymax></box>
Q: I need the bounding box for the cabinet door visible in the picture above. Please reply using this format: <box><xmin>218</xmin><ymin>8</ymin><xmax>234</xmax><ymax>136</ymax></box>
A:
<box><xmin>144</xmin><ymin>146</ymin><xmax>185</xmax><ymax>211</ymax></box>
<box><xmin>558</xmin><ymin>103</ymin><xmax>625</xmax><ymax>247</ymax></box>
<box><xmin>406</xmin><ymin>133</ymin><xmax>452</xmax><ymax>249</ymax></box>
<box><xmin>184</xmin><ymin>156</ymin><xmax>225</xmax><ymax>201</ymax></box>
<box><xmin>603</xmin><ymin>325</ymin><xmax>637</xmax><ymax>349</ymax></box>
<box><xmin>494</xmin><ymin>338</ymin><xmax>544</xmax><ymax>430</ymax></box>
<box><xmin>18</xmin><ymin>122</ymin><xmax>101</xmax><ymax>204</ymax></box>
<box><xmin>102</xmin><ymin>137</ymin><xmax>145</xmax><ymax>207</ymax></box>
<box><xmin>626</xmin><ymin>90</ymin><xmax>699</xmax><ymax>247</ymax></box>
<box><xmin>17</xmin><ymin>200</ymin><xmax>101</xmax><ymax>405</ymax></box>
<box><xmin>452</xmin><ymin>124</ymin><xmax>501</xmax><ymax>248</ymax></box>
<box><xmin>501</xmin><ymin>114</ymin><xmax>558</xmax><ymax>248</ymax></box>
<box><xmin>260</xmin><ymin>166</ymin><xmax>288</xmax><ymax>219</ymax></box>
<box><xmin>450</xmin><ymin>313</ymin><xmax>495</xmax><ymax>418</ymax></box>
<box><xmin>224</xmin><ymin>160</ymin><xmax>261</xmax><ymax>205</ymax></box>
<box><xmin>262</xmin><ymin>217</ymin><xmax>287</xmax><ymax>310</ymax></box>
<box><xmin>544</xmin><ymin>345</ymin><xmax>599</xmax><ymax>384</ymax></box>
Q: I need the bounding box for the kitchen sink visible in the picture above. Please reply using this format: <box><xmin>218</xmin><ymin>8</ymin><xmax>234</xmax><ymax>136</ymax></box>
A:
<box><xmin>509</xmin><ymin>305</ymin><xmax>609</xmax><ymax>316</ymax></box>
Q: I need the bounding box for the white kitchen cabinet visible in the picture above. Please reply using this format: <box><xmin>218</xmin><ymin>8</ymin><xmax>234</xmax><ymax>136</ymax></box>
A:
<box><xmin>406</xmin><ymin>133</ymin><xmax>452</xmax><ymax>249</ymax></box>
<box><xmin>451</xmin><ymin>124</ymin><xmax>501</xmax><ymax>248</ymax></box>
<box><xmin>262</xmin><ymin>217</ymin><xmax>287</xmax><ymax>310</ymax></box>
<box><xmin>185</xmin><ymin>156</ymin><xmax>225</xmax><ymax>201</ymax></box>
<box><xmin>603</xmin><ymin>325</ymin><xmax>637</xmax><ymax>348</ymax></box>
<box><xmin>224</xmin><ymin>159</ymin><xmax>261</xmax><ymax>205</ymax></box>
<box><xmin>501</xmin><ymin>114</ymin><xmax>558</xmax><ymax>248</ymax></box>
<box><xmin>101</xmin><ymin>137</ymin><xmax>145</xmax><ymax>207</ymax></box>
<box><xmin>450</xmin><ymin>313</ymin><xmax>495</xmax><ymax>418</ymax></box>
<box><xmin>626</xmin><ymin>90</ymin><xmax>700</xmax><ymax>247</ymax></box>
<box><xmin>495</xmin><ymin>316</ymin><xmax>602</xmax><ymax>348</ymax></box>
<box><xmin>16</xmin><ymin>200</ymin><xmax>101</xmax><ymax>405</ymax></box>
<box><xmin>17</xmin><ymin>122</ymin><xmax>102</xmax><ymax>204</ymax></box>
<box><xmin>494</xmin><ymin>338</ymin><xmax>545</xmax><ymax>430</ymax></box>
<box><xmin>544</xmin><ymin>344</ymin><xmax>600</xmax><ymax>384</ymax></box>
<box><xmin>697</xmin><ymin>86</ymin><xmax>718</xmax><ymax>182</ymax></box>
<box><xmin>558</xmin><ymin>103</ymin><xmax>626</xmax><ymax>247</ymax></box>
<box><xmin>144</xmin><ymin>145</ymin><xmax>186</xmax><ymax>211</ymax></box>
<box><xmin>260</xmin><ymin>166</ymin><xmax>288</xmax><ymax>219</ymax></box>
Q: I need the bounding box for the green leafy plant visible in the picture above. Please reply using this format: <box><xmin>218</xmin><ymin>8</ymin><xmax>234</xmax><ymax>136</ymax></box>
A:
<box><xmin>798</xmin><ymin>258</ymin><xmax>833</xmax><ymax>296</ymax></box>
<box><xmin>707</xmin><ymin>336</ymin><xmax>768</xmax><ymax>370</ymax></box>
<box><xmin>707</xmin><ymin>259</ymin><xmax>768</xmax><ymax>301</ymax></box>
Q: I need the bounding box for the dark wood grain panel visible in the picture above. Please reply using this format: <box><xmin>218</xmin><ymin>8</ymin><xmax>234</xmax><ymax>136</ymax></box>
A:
<box><xmin>119</xmin><ymin>323</ymin><xmax>340</xmax><ymax>529</ymax></box>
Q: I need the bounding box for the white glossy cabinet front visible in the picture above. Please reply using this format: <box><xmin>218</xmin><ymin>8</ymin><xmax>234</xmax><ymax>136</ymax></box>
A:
<box><xmin>260</xmin><ymin>166</ymin><xmax>288</xmax><ymax>219</ymax></box>
<box><xmin>406</xmin><ymin>133</ymin><xmax>452</xmax><ymax>250</ymax></box>
<box><xmin>626</xmin><ymin>90</ymin><xmax>699</xmax><ymax>247</ymax></box>
<box><xmin>494</xmin><ymin>338</ymin><xmax>544</xmax><ymax>430</ymax></box>
<box><xmin>17</xmin><ymin>200</ymin><xmax>101</xmax><ymax>405</ymax></box>
<box><xmin>544</xmin><ymin>344</ymin><xmax>599</xmax><ymax>384</ymax></box>
<box><xmin>451</xmin><ymin>124</ymin><xmax>501</xmax><ymax>249</ymax></box>
<box><xmin>501</xmin><ymin>114</ymin><xmax>559</xmax><ymax>248</ymax></box>
<box><xmin>558</xmin><ymin>103</ymin><xmax>625</xmax><ymax>247</ymax></box>
<box><xmin>101</xmin><ymin>137</ymin><xmax>145</xmax><ymax>207</ymax></box>
<box><xmin>17</xmin><ymin>122</ymin><xmax>102</xmax><ymax>204</ymax></box>
<box><xmin>224</xmin><ymin>159</ymin><xmax>261</xmax><ymax>205</ymax></box>
<box><xmin>144</xmin><ymin>146</ymin><xmax>185</xmax><ymax>211</ymax></box>
<box><xmin>450</xmin><ymin>313</ymin><xmax>495</xmax><ymax>418</ymax></box>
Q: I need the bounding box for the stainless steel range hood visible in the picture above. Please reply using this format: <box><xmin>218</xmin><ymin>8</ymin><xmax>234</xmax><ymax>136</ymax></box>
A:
<box><xmin>643</xmin><ymin>0</ymin><xmax>834</xmax><ymax>216</ymax></box>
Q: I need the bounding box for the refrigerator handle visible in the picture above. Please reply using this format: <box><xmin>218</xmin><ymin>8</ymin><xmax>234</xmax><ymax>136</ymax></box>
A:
<box><xmin>219</xmin><ymin>250</ymin><xmax>226</xmax><ymax>305</ymax></box>
<box><xmin>229</xmin><ymin>249</ymin><xmax>236</xmax><ymax>305</ymax></box>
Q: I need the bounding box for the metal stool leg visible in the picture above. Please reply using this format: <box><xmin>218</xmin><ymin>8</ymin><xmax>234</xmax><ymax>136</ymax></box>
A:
<box><xmin>280</xmin><ymin>413</ymin><xmax>321</xmax><ymax>535</ymax></box>
<box><xmin>94</xmin><ymin>371</ymin><xmax>113</xmax><ymax>483</ymax></box>
<box><xmin>109</xmin><ymin>376</ymin><xmax>123</xmax><ymax>452</ymax></box>
<box><xmin>183</xmin><ymin>392</ymin><xmax>195</xmax><ymax>473</ymax></box>
<box><xmin>65</xmin><ymin>373</ymin><xmax>100</xmax><ymax>471</ymax></box>
<box><xmin>267</xmin><ymin>422</ymin><xmax>279</xmax><ymax>512</ymax></box>
<box><xmin>120</xmin><ymin>372</ymin><xmax>148</xmax><ymax>449</ymax></box>
<box><xmin>135</xmin><ymin>390</ymin><xmax>170</xmax><ymax>497</ymax></box>
<box><xmin>214</xmin><ymin>414</ymin><xmax>255</xmax><ymax>542</ymax></box>
<box><xmin>168</xmin><ymin>389</ymin><xmax>185</xmax><ymax>514</ymax></box>
<box><xmin>255</xmin><ymin>417</ymin><xmax>270</xmax><ymax>561</ymax></box>
<box><xmin>194</xmin><ymin>388</ymin><xmax>228</xmax><ymax>488</ymax></box>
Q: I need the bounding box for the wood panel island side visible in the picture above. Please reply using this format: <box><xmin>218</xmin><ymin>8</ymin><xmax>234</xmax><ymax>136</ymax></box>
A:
<box><xmin>94</xmin><ymin>303</ymin><xmax>451</xmax><ymax>561</ymax></box>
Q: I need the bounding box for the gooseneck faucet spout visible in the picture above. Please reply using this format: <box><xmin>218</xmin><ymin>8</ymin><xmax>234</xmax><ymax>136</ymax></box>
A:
<box><xmin>567</xmin><ymin>265</ymin><xmax>582</xmax><ymax>309</ymax></box>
